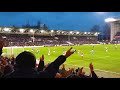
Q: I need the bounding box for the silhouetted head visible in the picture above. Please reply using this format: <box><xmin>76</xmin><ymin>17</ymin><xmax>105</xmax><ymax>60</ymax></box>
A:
<box><xmin>15</xmin><ymin>51</ymin><xmax>36</xmax><ymax>69</ymax></box>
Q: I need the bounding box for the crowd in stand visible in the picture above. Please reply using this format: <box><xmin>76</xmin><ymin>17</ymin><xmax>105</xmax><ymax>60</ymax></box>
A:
<box><xmin>1</xmin><ymin>34</ymin><xmax>98</xmax><ymax>47</ymax></box>
<box><xmin>0</xmin><ymin>40</ymin><xmax>98</xmax><ymax>78</ymax></box>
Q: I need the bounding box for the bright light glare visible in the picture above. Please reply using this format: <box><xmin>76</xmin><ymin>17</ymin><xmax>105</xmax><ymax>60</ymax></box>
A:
<box><xmin>88</xmin><ymin>32</ymin><xmax>90</xmax><ymax>34</ymax></box>
<box><xmin>30</xmin><ymin>29</ymin><xmax>34</xmax><ymax>33</ymax></box>
<box><xmin>76</xmin><ymin>32</ymin><xmax>79</xmax><ymax>34</ymax></box>
<box><xmin>105</xmin><ymin>18</ymin><xmax>116</xmax><ymax>22</ymax></box>
<box><xmin>41</xmin><ymin>30</ymin><xmax>44</xmax><ymax>33</ymax></box>
<box><xmin>84</xmin><ymin>32</ymin><xmax>87</xmax><ymax>34</ymax></box>
<box><xmin>96</xmin><ymin>12</ymin><xmax>105</xmax><ymax>14</ymax></box>
<box><xmin>51</xmin><ymin>30</ymin><xmax>54</xmax><ymax>32</ymax></box>
<box><xmin>62</xmin><ymin>31</ymin><xmax>64</xmax><ymax>33</ymax></box>
<box><xmin>98</xmin><ymin>32</ymin><xmax>100</xmax><ymax>34</ymax></box>
<box><xmin>70</xmin><ymin>31</ymin><xmax>73</xmax><ymax>34</ymax></box>
<box><xmin>4</xmin><ymin>28</ymin><xmax>10</xmax><ymax>31</ymax></box>
<box><xmin>19</xmin><ymin>29</ymin><xmax>24</xmax><ymax>33</ymax></box>
<box><xmin>94</xmin><ymin>32</ymin><xmax>98</xmax><ymax>36</ymax></box>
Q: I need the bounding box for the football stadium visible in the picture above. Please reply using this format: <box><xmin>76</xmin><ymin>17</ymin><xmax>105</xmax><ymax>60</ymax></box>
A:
<box><xmin>0</xmin><ymin>13</ymin><xmax>120</xmax><ymax>78</ymax></box>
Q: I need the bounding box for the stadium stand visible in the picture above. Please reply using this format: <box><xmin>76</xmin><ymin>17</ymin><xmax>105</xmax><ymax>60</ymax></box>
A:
<box><xmin>0</xmin><ymin>27</ymin><xmax>99</xmax><ymax>47</ymax></box>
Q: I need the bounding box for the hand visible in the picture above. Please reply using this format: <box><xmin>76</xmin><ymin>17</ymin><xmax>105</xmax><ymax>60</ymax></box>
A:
<box><xmin>40</xmin><ymin>55</ymin><xmax>44</xmax><ymax>61</ymax></box>
<box><xmin>89</xmin><ymin>63</ymin><xmax>94</xmax><ymax>72</ymax></box>
<box><xmin>64</xmin><ymin>47</ymin><xmax>74</xmax><ymax>58</ymax></box>
<box><xmin>55</xmin><ymin>73</ymin><xmax>62</xmax><ymax>78</ymax></box>
<box><xmin>70</xmin><ymin>68</ymin><xmax>74</xmax><ymax>72</ymax></box>
<box><xmin>79</xmin><ymin>67</ymin><xmax>83</xmax><ymax>74</ymax></box>
<box><xmin>62</xmin><ymin>64</ymin><xmax>65</xmax><ymax>69</ymax></box>
<box><xmin>77</xmin><ymin>67</ymin><xmax>83</xmax><ymax>76</ymax></box>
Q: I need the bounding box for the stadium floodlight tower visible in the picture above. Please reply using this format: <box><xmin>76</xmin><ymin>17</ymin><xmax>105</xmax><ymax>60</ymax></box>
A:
<box><xmin>105</xmin><ymin>17</ymin><xmax>120</xmax><ymax>41</ymax></box>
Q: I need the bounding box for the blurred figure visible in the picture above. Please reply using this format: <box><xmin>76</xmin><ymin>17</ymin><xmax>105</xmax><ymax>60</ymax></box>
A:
<box><xmin>3</xmin><ymin>64</ymin><xmax>14</xmax><ymax>77</ymax></box>
<box><xmin>81</xmin><ymin>52</ymin><xmax>84</xmax><ymax>59</ymax></box>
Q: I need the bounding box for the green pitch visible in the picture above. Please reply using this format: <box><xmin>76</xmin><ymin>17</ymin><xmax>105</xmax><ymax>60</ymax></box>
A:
<box><xmin>2</xmin><ymin>44</ymin><xmax>120</xmax><ymax>78</ymax></box>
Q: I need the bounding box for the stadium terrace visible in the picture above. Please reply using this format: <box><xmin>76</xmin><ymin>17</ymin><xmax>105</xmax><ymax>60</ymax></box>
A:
<box><xmin>0</xmin><ymin>27</ymin><xmax>100</xmax><ymax>47</ymax></box>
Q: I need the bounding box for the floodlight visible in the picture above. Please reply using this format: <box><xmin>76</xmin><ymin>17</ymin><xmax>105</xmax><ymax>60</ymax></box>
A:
<box><xmin>51</xmin><ymin>30</ymin><xmax>54</xmax><ymax>32</ymax></box>
<box><xmin>98</xmin><ymin>32</ymin><xmax>100</xmax><ymax>34</ymax></box>
<box><xmin>19</xmin><ymin>29</ymin><xmax>24</xmax><ymax>33</ymax></box>
<box><xmin>4</xmin><ymin>28</ymin><xmax>10</xmax><ymax>32</ymax></box>
<box><xmin>88</xmin><ymin>32</ymin><xmax>90</xmax><ymax>34</ymax></box>
<box><xmin>62</xmin><ymin>31</ymin><xmax>64</xmax><ymax>33</ymax></box>
<box><xmin>76</xmin><ymin>32</ymin><xmax>79</xmax><ymax>34</ymax></box>
<box><xmin>84</xmin><ymin>32</ymin><xmax>87</xmax><ymax>34</ymax></box>
<box><xmin>94</xmin><ymin>32</ymin><xmax>98</xmax><ymax>36</ymax></box>
<box><xmin>105</xmin><ymin>18</ymin><xmax>117</xmax><ymax>22</ymax></box>
<box><xmin>41</xmin><ymin>30</ymin><xmax>44</xmax><ymax>33</ymax></box>
<box><xmin>70</xmin><ymin>31</ymin><xmax>73</xmax><ymax>34</ymax></box>
<box><xmin>30</xmin><ymin>29</ymin><xmax>34</xmax><ymax>33</ymax></box>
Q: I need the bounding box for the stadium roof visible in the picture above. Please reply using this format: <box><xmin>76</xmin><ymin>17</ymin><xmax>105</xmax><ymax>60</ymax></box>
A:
<box><xmin>0</xmin><ymin>27</ymin><xmax>100</xmax><ymax>36</ymax></box>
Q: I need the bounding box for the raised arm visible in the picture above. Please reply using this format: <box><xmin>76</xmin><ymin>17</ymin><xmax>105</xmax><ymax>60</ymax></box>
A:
<box><xmin>44</xmin><ymin>47</ymin><xmax>74</xmax><ymax>77</ymax></box>
<box><xmin>37</xmin><ymin>55</ymin><xmax>44</xmax><ymax>72</ymax></box>
<box><xmin>89</xmin><ymin>63</ymin><xmax>98</xmax><ymax>78</ymax></box>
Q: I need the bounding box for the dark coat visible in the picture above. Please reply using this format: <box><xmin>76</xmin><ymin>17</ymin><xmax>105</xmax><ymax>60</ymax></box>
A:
<box><xmin>4</xmin><ymin>55</ymin><xmax>67</xmax><ymax>78</ymax></box>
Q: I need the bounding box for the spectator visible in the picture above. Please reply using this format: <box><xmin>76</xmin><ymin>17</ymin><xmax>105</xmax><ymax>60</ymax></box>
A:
<box><xmin>4</xmin><ymin>51</ymin><xmax>39</xmax><ymax>78</ymax></box>
<box><xmin>3</xmin><ymin>64</ymin><xmax>14</xmax><ymax>77</ymax></box>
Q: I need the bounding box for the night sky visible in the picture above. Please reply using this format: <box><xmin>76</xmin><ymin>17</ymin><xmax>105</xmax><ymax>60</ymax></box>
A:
<box><xmin>0</xmin><ymin>12</ymin><xmax>120</xmax><ymax>31</ymax></box>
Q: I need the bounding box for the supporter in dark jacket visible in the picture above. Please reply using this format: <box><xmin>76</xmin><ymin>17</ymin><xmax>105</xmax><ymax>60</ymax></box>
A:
<box><xmin>4</xmin><ymin>51</ymin><xmax>39</xmax><ymax>78</ymax></box>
